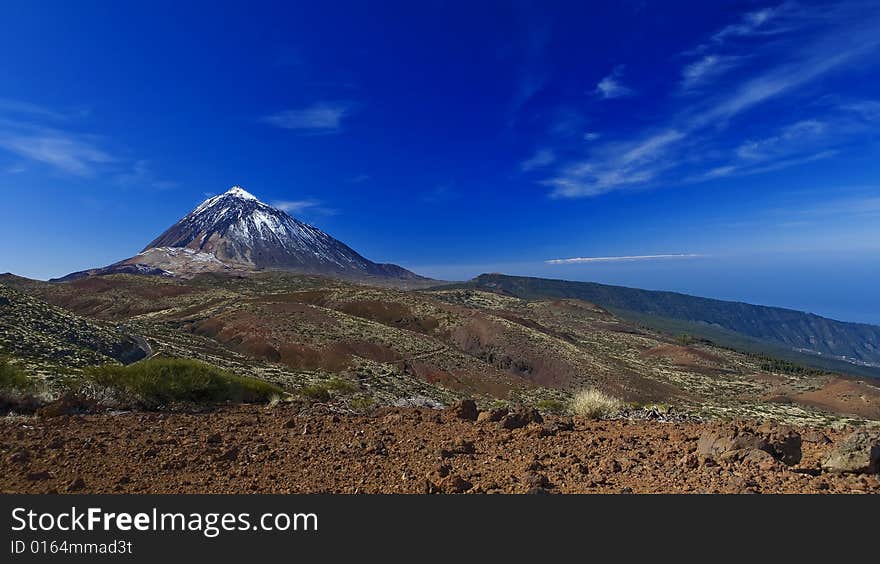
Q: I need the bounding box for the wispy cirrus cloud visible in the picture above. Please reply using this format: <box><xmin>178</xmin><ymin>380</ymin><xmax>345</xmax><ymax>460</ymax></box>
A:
<box><xmin>680</xmin><ymin>55</ymin><xmax>743</xmax><ymax>92</ymax></box>
<box><xmin>547</xmin><ymin>254</ymin><xmax>704</xmax><ymax>265</ymax></box>
<box><xmin>272</xmin><ymin>199</ymin><xmax>321</xmax><ymax>213</ymax></box>
<box><xmin>539</xmin><ymin>2</ymin><xmax>880</xmax><ymax>198</ymax></box>
<box><xmin>262</xmin><ymin>101</ymin><xmax>352</xmax><ymax>134</ymax></box>
<box><xmin>710</xmin><ymin>3</ymin><xmax>792</xmax><ymax>44</ymax></box>
<box><xmin>0</xmin><ymin>98</ymin><xmax>69</xmax><ymax>121</ymax></box>
<box><xmin>0</xmin><ymin>131</ymin><xmax>113</xmax><ymax>176</ymax></box>
<box><xmin>520</xmin><ymin>148</ymin><xmax>556</xmax><ymax>171</ymax></box>
<box><xmin>594</xmin><ymin>66</ymin><xmax>634</xmax><ymax>99</ymax></box>
<box><xmin>0</xmin><ymin>98</ymin><xmax>175</xmax><ymax>185</ymax></box>
<box><xmin>272</xmin><ymin>198</ymin><xmax>337</xmax><ymax>216</ymax></box>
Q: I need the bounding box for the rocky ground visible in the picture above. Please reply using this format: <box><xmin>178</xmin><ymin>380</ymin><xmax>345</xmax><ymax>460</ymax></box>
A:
<box><xmin>2</xmin><ymin>402</ymin><xmax>878</xmax><ymax>494</ymax></box>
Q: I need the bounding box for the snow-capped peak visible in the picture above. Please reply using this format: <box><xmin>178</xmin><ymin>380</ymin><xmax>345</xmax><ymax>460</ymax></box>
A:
<box><xmin>225</xmin><ymin>186</ymin><xmax>258</xmax><ymax>200</ymax></box>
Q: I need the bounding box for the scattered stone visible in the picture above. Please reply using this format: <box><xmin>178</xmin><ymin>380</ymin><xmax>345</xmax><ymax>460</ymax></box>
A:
<box><xmin>477</xmin><ymin>408</ymin><xmax>508</xmax><ymax>423</ymax></box>
<box><xmin>216</xmin><ymin>447</ymin><xmax>239</xmax><ymax>462</ymax></box>
<box><xmin>599</xmin><ymin>459</ymin><xmax>622</xmax><ymax>474</ymax></box>
<box><xmin>9</xmin><ymin>450</ymin><xmax>30</xmax><ymax>464</ymax></box>
<box><xmin>452</xmin><ymin>438</ymin><xmax>475</xmax><ymax>455</ymax></box>
<box><xmin>757</xmin><ymin>422</ymin><xmax>802</xmax><ymax>466</ymax></box>
<box><xmin>282</xmin><ymin>418</ymin><xmax>297</xmax><ymax>429</ymax></box>
<box><xmin>697</xmin><ymin>428</ymin><xmax>767</xmax><ymax>458</ymax></box>
<box><xmin>443</xmin><ymin>475</ymin><xmax>473</xmax><ymax>493</ymax></box>
<box><xmin>26</xmin><ymin>471</ymin><xmax>51</xmax><ymax>481</ymax></box>
<box><xmin>367</xmin><ymin>441</ymin><xmax>388</xmax><ymax>456</ymax></box>
<box><xmin>66</xmin><ymin>477</ymin><xmax>86</xmax><ymax>492</ymax></box>
<box><xmin>439</xmin><ymin>438</ymin><xmax>475</xmax><ymax>459</ymax></box>
<box><xmin>822</xmin><ymin>430</ymin><xmax>880</xmax><ymax>474</ymax></box>
<box><xmin>47</xmin><ymin>437</ymin><xmax>65</xmax><ymax>450</ymax></box>
<box><xmin>524</xmin><ymin>472</ymin><xmax>550</xmax><ymax>488</ymax></box>
<box><xmin>205</xmin><ymin>433</ymin><xmax>222</xmax><ymax>444</ymax></box>
<box><xmin>697</xmin><ymin>424</ymin><xmax>802</xmax><ymax>466</ymax></box>
<box><xmin>500</xmin><ymin>407</ymin><xmax>543</xmax><ymax>430</ymax></box>
<box><xmin>678</xmin><ymin>453</ymin><xmax>698</xmax><ymax>469</ymax></box>
<box><xmin>451</xmin><ymin>399</ymin><xmax>478</xmax><ymax>421</ymax></box>
<box><xmin>802</xmin><ymin>429</ymin><xmax>832</xmax><ymax>445</ymax></box>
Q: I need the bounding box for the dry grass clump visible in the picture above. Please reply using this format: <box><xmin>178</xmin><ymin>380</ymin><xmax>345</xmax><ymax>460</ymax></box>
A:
<box><xmin>570</xmin><ymin>388</ymin><xmax>622</xmax><ymax>419</ymax></box>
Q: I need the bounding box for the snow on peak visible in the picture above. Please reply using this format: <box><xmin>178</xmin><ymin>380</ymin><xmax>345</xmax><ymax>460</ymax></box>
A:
<box><xmin>225</xmin><ymin>186</ymin><xmax>258</xmax><ymax>200</ymax></box>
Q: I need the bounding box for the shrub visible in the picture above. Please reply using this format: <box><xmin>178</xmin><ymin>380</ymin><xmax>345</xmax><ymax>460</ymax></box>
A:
<box><xmin>536</xmin><ymin>398</ymin><xmax>567</xmax><ymax>415</ymax></box>
<box><xmin>570</xmin><ymin>388</ymin><xmax>622</xmax><ymax>419</ymax></box>
<box><xmin>0</xmin><ymin>358</ymin><xmax>33</xmax><ymax>392</ymax></box>
<box><xmin>84</xmin><ymin>358</ymin><xmax>282</xmax><ymax>408</ymax></box>
<box><xmin>326</xmin><ymin>377</ymin><xmax>358</xmax><ymax>395</ymax></box>
<box><xmin>0</xmin><ymin>359</ymin><xmax>44</xmax><ymax>414</ymax></box>
<box><xmin>348</xmin><ymin>395</ymin><xmax>376</xmax><ymax>412</ymax></box>
<box><xmin>298</xmin><ymin>384</ymin><xmax>331</xmax><ymax>402</ymax></box>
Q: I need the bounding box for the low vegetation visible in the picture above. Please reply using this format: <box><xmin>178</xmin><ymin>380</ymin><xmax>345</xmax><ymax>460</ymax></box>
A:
<box><xmin>0</xmin><ymin>358</ymin><xmax>45</xmax><ymax>414</ymax></box>
<box><xmin>84</xmin><ymin>358</ymin><xmax>282</xmax><ymax>408</ymax></box>
<box><xmin>0</xmin><ymin>358</ymin><xmax>33</xmax><ymax>392</ymax></box>
<box><xmin>570</xmin><ymin>388</ymin><xmax>622</xmax><ymax>419</ymax></box>
<box><xmin>535</xmin><ymin>398</ymin><xmax>567</xmax><ymax>415</ymax></box>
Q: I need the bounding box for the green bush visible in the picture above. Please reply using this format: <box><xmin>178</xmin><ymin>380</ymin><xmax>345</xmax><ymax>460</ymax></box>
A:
<box><xmin>84</xmin><ymin>358</ymin><xmax>281</xmax><ymax>408</ymax></box>
<box><xmin>348</xmin><ymin>395</ymin><xmax>376</xmax><ymax>412</ymax></box>
<box><xmin>535</xmin><ymin>398</ymin><xmax>567</xmax><ymax>415</ymax></box>
<box><xmin>298</xmin><ymin>384</ymin><xmax>331</xmax><ymax>402</ymax></box>
<box><xmin>0</xmin><ymin>359</ymin><xmax>33</xmax><ymax>392</ymax></box>
<box><xmin>326</xmin><ymin>377</ymin><xmax>358</xmax><ymax>395</ymax></box>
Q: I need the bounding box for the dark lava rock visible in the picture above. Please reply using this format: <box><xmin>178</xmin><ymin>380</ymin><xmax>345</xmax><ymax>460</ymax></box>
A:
<box><xmin>451</xmin><ymin>399</ymin><xmax>478</xmax><ymax>421</ymax></box>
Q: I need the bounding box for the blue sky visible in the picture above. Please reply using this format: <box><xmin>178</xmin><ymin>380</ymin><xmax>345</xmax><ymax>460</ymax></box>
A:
<box><xmin>1</xmin><ymin>1</ymin><xmax>879</xmax><ymax>323</ymax></box>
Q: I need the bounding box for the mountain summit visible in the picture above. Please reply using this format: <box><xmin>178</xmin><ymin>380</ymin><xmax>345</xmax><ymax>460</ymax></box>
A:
<box><xmin>57</xmin><ymin>186</ymin><xmax>426</xmax><ymax>284</ymax></box>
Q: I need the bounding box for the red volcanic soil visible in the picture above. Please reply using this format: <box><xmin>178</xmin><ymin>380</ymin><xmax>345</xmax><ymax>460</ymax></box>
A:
<box><xmin>2</xmin><ymin>406</ymin><xmax>877</xmax><ymax>494</ymax></box>
<box><xmin>794</xmin><ymin>377</ymin><xmax>880</xmax><ymax>420</ymax></box>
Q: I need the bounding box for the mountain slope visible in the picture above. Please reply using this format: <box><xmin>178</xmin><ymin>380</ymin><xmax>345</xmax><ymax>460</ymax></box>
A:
<box><xmin>57</xmin><ymin>186</ymin><xmax>428</xmax><ymax>285</ymax></box>
<box><xmin>0</xmin><ymin>282</ymin><xmax>147</xmax><ymax>372</ymax></box>
<box><xmin>9</xmin><ymin>271</ymin><xmax>880</xmax><ymax>424</ymax></box>
<box><xmin>447</xmin><ymin>273</ymin><xmax>880</xmax><ymax>373</ymax></box>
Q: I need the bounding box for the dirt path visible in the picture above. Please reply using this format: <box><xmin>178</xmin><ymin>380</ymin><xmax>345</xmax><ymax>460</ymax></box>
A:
<box><xmin>1</xmin><ymin>406</ymin><xmax>877</xmax><ymax>494</ymax></box>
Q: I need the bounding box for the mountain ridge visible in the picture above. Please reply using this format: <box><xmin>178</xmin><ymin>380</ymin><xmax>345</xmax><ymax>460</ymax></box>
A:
<box><xmin>443</xmin><ymin>273</ymin><xmax>880</xmax><ymax>375</ymax></box>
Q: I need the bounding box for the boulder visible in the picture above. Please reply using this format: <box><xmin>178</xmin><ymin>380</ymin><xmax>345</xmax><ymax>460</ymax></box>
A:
<box><xmin>696</xmin><ymin>428</ymin><xmax>768</xmax><ymax>458</ymax></box>
<box><xmin>757</xmin><ymin>423</ymin><xmax>803</xmax><ymax>466</ymax></box>
<box><xmin>500</xmin><ymin>407</ymin><xmax>543</xmax><ymax>430</ymax></box>
<box><xmin>451</xmin><ymin>399</ymin><xmax>478</xmax><ymax>421</ymax></box>
<box><xmin>697</xmin><ymin>423</ymin><xmax>802</xmax><ymax>466</ymax></box>
<box><xmin>822</xmin><ymin>430</ymin><xmax>880</xmax><ymax>474</ymax></box>
<box><xmin>477</xmin><ymin>407</ymin><xmax>508</xmax><ymax>423</ymax></box>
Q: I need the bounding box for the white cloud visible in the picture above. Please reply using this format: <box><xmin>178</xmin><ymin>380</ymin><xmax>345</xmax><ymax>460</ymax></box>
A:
<box><xmin>520</xmin><ymin>148</ymin><xmax>556</xmax><ymax>171</ymax></box>
<box><xmin>541</xmin><ymin>3</ymin><xmax>880</xmax><ymax>199</ymax></box>
<box><xmin>595</xmin><ymin>66</ymin><xmax>634</xmax><ymax>99</ymax></box>
<box><xmin>680</xmin><ymin>55</ymin><xmax>743</xmax><ymax>91</ymax></box>
<box><xmin>272</xmin><ymin>199</ymin><xmax>321</xmax><ymax>213</ymax></box>
<box><xmin>547</xmin><ymin>254</ymin><xmax>703</xmax><ymax>264</ymax></box>
<box><xmin>583</xmin><ymin>132</ymin><xmax>600</xmax><ymax>141</ymax></box>
<box><xmin>736</xmin><ymin>120</ymin><xmax>826</xmax><ymax>161</ymax></box>
<box><xmin>0</xmin><ymin>132</ymin><xmax>113</xmax><ymax>176</ymax></box>
<box><xmin>711</xmin><ymin>4</ymin><xmax>790</xmax><ymax>44</ymax></box>
<box><xmin>262</xmin><ymin>102</ymin><xmax>352</xmax><ymax>133</ymax></box>
<box><xmin>543</xmin><ymin>129</ymin><xmax>685</xmax><ymax>197</ymax></box>
<box><xmin>0</xmin><ymin>98</ymin><xmax>68</xmax><ymax>121</ymax></box>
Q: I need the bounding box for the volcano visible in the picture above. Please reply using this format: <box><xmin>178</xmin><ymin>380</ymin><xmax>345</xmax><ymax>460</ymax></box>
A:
<box><xmin>56</xmin><ymin>186</ymin><xmax>427</xmax><ymax>284</ymax></box>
